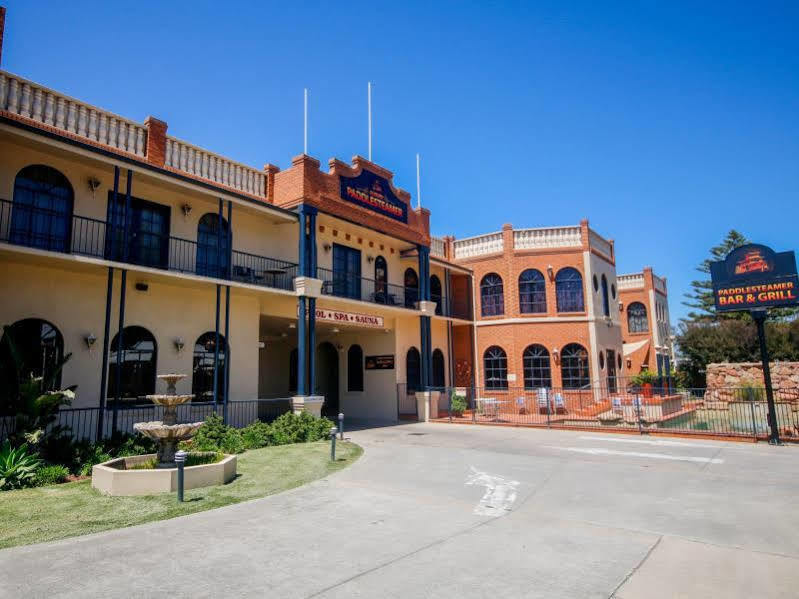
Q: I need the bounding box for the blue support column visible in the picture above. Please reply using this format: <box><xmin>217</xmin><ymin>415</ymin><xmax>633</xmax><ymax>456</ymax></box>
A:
<box><xmin>112</xmin><ymin>169</ymin><xmax>132</xmax><ymax>434</ymax></box>
<box><xmin>418</xmin><ymin>245</ymin><xmax>432</xmax><ymax>389</ymax></box>
<box><xmin>297</xmin><ymin>205</ymin><xmax>307</xmax><ymax>278</ymax></box>
<box><xmin>223</xmin><ymin>201</ymin><xmax>232</xmax><ymax>422</ymax></box>
<box><xmin>97</xmin><ymin>267</ymin><xmax>114</xmax><ymax>440</ymax></box>
<box><xmin>297</xmin><ymin>296</ymin><xmax>307</xmax><ymax>396</ymax></box>
<box><xmin>307</xmin><ymin>208</ymin><xmax>317</xmax><ymax>393</ymax></box>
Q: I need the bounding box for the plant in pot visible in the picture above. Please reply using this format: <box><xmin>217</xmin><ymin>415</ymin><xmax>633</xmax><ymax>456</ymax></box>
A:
<box><xmin>450</xmin><ymin>393</ymin><xmax>467</xmax><ymax>417</ymax></box>
<box><xmin>631</xmin><ymin>370</ymin><xmax>658</xmax><ymax>398</ymax></box>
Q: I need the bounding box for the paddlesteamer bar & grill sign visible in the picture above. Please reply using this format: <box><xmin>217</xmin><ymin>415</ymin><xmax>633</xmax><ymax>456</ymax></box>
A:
<box><xmin>340</xmin><ymin>169</ymin><xmax>408</xmax><ymax>223</ymax></box>
<box><xmin>710</xmin><ymin>244</ymin><xmax>798</xmax><ymax>312</ymax></box>
<box><xmin>710</xmin><ymin>243</ymin><xmax>799</xmax><ymax>445</ymax></box>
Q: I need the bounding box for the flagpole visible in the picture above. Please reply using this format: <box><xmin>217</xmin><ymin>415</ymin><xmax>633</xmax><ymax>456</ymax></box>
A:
<box><xmin>416</xmin><ymin>153</ymin><xmax>421</xmax><ymax>209</ymax></box>
<box><xmin>303</xmin><ymin>88</ymin><xmax>308</xmax><ymax>155</ymax></box>
<box><xmin>368</xmin><ymin>81</ymin><xmax>372</xmax><ymax>161</ymax></box>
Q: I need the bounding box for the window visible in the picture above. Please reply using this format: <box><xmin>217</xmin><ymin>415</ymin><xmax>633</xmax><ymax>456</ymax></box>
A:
<box><xmin>432</xmin><ymin>349</ymin><xmax>445</xmax><ymax>388</ymax></box>
<box><xmin>519</xmin><ymin>269</ymin><xmax>546</xmax><ymax>313</ymax></box>
<box><xmin>348</xmin><ymin>345</ymin><xmax>364</xmax><ymax>392</ymax></box>
<box><xmin>606</xmin><ymin>349</ymin><xmax>617</xmax><ymax>393</ymax></box>
<box><xmin>192</xmin><ymin>332</ymin><xmax>226</xmax><ymax>402</ymax></box>
<box><xmin>108</xmin><ymin>326</ymin><xmax>157</xmax><ymax>402</ymax></box>
<box><xmin>599</xmin><ymin>351</ymin><xmax>605</xmax><ymax>370</ymax></box>
<box><xmin>374</xmin><ymin>256</ymin><xmax>388</xmax><ymax>302</ymax></box>
<box><xmin>555</xmin><ymin>268</ymin><xmax>584</xmax><ymax>312</ymax></box>
<box><xmin>11</xmin><ymin>165</ymin><xmax>73</xmax><ymax>252</ymax></box>
<box><xmin>404</xmin><ymin>268</ymin><xmax>419</xmax><ymax>309</ymax></box>
<box><xmin>0</xmin><ymin>318</ymin><xmax>64</xmax><ymax>411</ymax></box>
<box><xmin>601</xmin><ymin>274</ymin><xmax>609</xmax><ymax>317</ymax></box>
<box><xmin>106</xmin><ymin>193</ymin><xmax>171</xmax><ymax>268</ymax></box>
<box><xmin>523</xmin><ymin>345</ymin><xmax>551</xmax><ymax>390</ymax></box>
<box><xmin>483</xmin><ymin>346</ymin><xmax>507</xmax><ymax>390</ymax></box>
<box><xmin>480</xmin><ymin>273</ymin><xmax>504</xmax><ymax>317</ymax></box>
<box><xmin>406</xmin><ymin>347</ymin><xmax>421</xmax><ymax>392</ymax></box>
<box><xmin>560</xmin><ymin>343</ymin><xmax>590</xmax><ymax>389</ymax></box>
<box><xmin>332</xmin><ymin>244</ymin><xmax>361</xmax><ymax>300</ymax></box>
<box><xmin>627</xmin><ymin>302</ymin><xmax>648</xmax><ymax>333</ymax></box>
<box><xmin>196</xmin><ymin>213</ymin><xmax>230</xmax><ymax>278</ymax></box>
<box><xmin>430</xmin><ymin>275</ymin><xmax>443</xmax><ymax>315</ymax></box>
<box><xmin>611</xmin><ymin>283</ymin><xmax>616</xmax><ymax>299</ymax></box>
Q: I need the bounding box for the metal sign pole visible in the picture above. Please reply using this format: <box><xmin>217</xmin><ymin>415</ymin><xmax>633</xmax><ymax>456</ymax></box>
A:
<box><xmin>751</xmin><ymin>309</ymin><xmax>781</xmax><ymax>445</ymax></box>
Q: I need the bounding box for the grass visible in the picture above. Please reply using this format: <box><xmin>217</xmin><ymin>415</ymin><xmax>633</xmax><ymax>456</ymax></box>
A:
<box><xmin>0</xmin><ymin>440</ymin><xmax>362</xmax><ymax>550</ymax></box>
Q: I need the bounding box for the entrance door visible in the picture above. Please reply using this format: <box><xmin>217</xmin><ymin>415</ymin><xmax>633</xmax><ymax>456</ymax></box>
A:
<box><xmin>606</xmin><ymin>349</ymin><xmax>617</xmax><ymax>393</ymax></box>
<box><xmin>316</xmin><ymin>342</ymin><xmax>339</xmax><ymax>418</ymax></box>
<box><xmin>332</xmin><ymin>244</ymin><xmax>361</xmax><ymax>300</ymax></box>
<box><xmin>106</xmin><ymin>193</ymin><xmax>170</xmax><ymax>269</ymax></box>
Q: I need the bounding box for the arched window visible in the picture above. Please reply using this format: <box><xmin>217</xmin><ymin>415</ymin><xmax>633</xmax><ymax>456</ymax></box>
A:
<box><xmin>192</xmin><ymin>332</ymin><xmax>226</xmax><ymax>402</ymax></box>
<box><xmin>519</xmin><ymin>269</ymin><xmax>546</xmax><ymax>314</ymax></box>
<box><xmin>0</xmin><ymin>318</ymin><xmax>64</xmax><ymax>410</ymax></box>
<box><xmin>430</xmin><ymin>275</ymin><xmax>443</xmax><ymax>315</ymax></box>
<box><xmin>374</xmin><ymin>256</ymin><xmax>388</xmax><ymax>302</ymax></box>
<box><xmin>432</xmin><ymin>349</ymin><xmax>445</xmax><ymax>388</ymax></box>
<box><xmin>483</xmin><ymin>346</ymin><xmax>507</xmax><ymax>390</ymax></box>
<box><xmin>11</xmin><ymin>165</ymin><xmax>74</xmax><ymax>252</ymax></box>
<box><xmin>404</xmin><ymin>268</ymin><xmax>419</xmax><ymax>309</ymax></box>
<box><xmin>480</xmin><ymin>273</ymin><xmax>504</xmax><ymax>317</ymax></box>
<box><xmin>108</xmin><ymin>326</ymin><xmax>157</xmax><ymax>402</ymax></box>
<box><xmin>523</xmin><ymin>345</ymin><xmax>551</xmax><ymax>389</ymax></box>
<box><xmin>196</xmin><ymin>213</ymin><xmax>230</xmax><ymax>278</ymax></box>
<box><xmin>406</xmin><ymin>347</ymin><xmax>421</xmax><ymax>392</ymax></box>
<box><xmin>348</xmin><ymin>345</ymin><xmax>364</xmax><ymax>392</ymax></box>
<box><xmin>555</xmin><ymin>268</ymin><xmax>584</xmax><ymax>313</ymax></box>
<box><xmin>628</xmin><ymin>302</ymin><xmax>648</xmax><ymax>333</ymax></box>
<box><xmin>289</xmin><ymin>348</ymin><xmax>298</xmax><ymax>393</ymax></box>
<box><xmin>561</xmin><ymin>343</ymin><xmax>590</xmax><ymax>389</ymax></box>
<box><xmin>601</xmin><ymin>274</ymin><xmax>610</xmax><ymax>317</ymax></box>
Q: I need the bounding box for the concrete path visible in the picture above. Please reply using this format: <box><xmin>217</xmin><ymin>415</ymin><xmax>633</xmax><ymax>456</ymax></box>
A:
<box><xmin>1</xmin><ymin>423</ymin><xmax>797</xmax><ymax>598</ymax></box>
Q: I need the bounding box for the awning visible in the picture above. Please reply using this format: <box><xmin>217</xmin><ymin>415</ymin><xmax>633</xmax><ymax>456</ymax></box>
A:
<box><xmin>623</xmin><ymin>339</ymin><xmax>650</xmax><ymax>356</ymax></box>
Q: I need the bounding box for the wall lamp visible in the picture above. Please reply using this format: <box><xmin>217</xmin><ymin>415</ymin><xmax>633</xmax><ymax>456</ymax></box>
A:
<box><xmin>181</xmin><ymin>203</ymin><xmax>193</xmax><ymax>219</ymax></box>
<box><xmin>323</xmin><ymin>243</ymin><xmax>332</xmax><ymax>253</ymax></box>
<box><xmin>552</xmin><ymin>346</ymin><xmax>559</xmax><ymax>363</ymax></box>
<box><xmin>546</xmin><ymin>264</ymin><xmax>554</xmax><ymax>281</ymax></box>
<box><xmin>84</xmin><ymin>333</ymin><xmax>97</xmax><ymax>350</ymax></box>
<box><xmin>619</xmin><ymin>301</ymin><xmax>624</xmax><ymax>312</ymax></box>
<box><xmin>366</xmin><ymin>255</ymin><xmax>374</xmax><ymax>264</ymax></box>
<box><xmin>87</xmin><ymin>176</ymin><xmax>101</xmax><ymax>198</ymax></box>
<box><xmin>174</xmin><ymin>338</ymin><xmax>185</xmax><ymax>353</ymax></box>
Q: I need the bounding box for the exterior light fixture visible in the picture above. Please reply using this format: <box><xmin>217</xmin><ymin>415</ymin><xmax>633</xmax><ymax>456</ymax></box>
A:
<box><xmin>552</xmin><ymin>347</ymin><xmax>559</xmax><ymax>362</ymax></box>
<box><xmin>174</xmin><ymin>338</ymin><xmax>185</xmax><ymax>353</ymax></box>
<box><xmin>546</xmin><ymin>264</ymin><xmax>554</xmax><ymax>281</ymax></box>
<box><xmin>627</xmin><ymin>358</ymin><xmax>632</xmax><ymax>368</ymax></box>
<box><xmin>87</xmin><ymin>176</ymin><xmax>101</xmax><ymax>198</ymax></box>
<box><xmin>332</xmin><ymin>328</ymin><xmax>340</xmax><ymax>334</ymax></box>
<box><xmin>366</xmin><ymin>255</ymin><xmax>374</xmax><ymax>264</ymax></box>
<box><xmin>619</xmin><ymin>301</ymin><xmax>624</xmax><ymax>312</ymax></box>
<box><xmin>289</xmin><ymin>323</ymin><xmax>296</xmax><ymax>329</ymax></box>
<box><xmin>181</xmin><ymin>203</ymin><xmax>193</xmax><ymax>219</ymax></box>
<box><xmin>84</xmin><ymin>333</ymin><xmax>97</xmax><ymax>350</ymax></box>
<box><xmin>323</xmin><ymin>243</ymin><xmax>332</xmax><ymax>253</ymax></box>
<box><xmin>258</xmin><ymin>341</ymin><xmax>266</xmax><ymax>348</ymax></box>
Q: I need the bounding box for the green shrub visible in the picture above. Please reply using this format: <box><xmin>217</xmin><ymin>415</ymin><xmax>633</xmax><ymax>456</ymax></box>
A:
<box><xmin>0</xmin><ymin>441</ymin><xmax>42</xmax><ymax>490</ymax></box>
<box><xmin>631</xmin><ymin>370</ymin><xmax>658</xmax><ymax>386</ymax></box>
<box><xmin>736</xmin><ymin>379</ymin><xmax>765</xmax><ymax>402</ymax></box>
<box><xmin>34</xmin><ymin>464</ymin><xmax>70</xmax><ymax>486</ymax></box>
<box><xmin>191</xmin><ymin>414</ymin><xmax>246</xmax><ymax>454</ymax></box>
<box><xmin>270</xmin><ymin>412</ymin><xmax>334</xmax><ymax>445</ymax></box>
<box><xmin>450</xmin><ymin>394</ymin><xmax>467</xmax><ymax>416</ymax></box>
<box><xmin>240</xmin><ymin>420</ymin><xmax>275</xmax><ymax>449</ymax></box>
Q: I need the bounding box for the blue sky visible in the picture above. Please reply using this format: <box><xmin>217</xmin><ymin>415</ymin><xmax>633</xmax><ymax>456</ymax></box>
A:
<box><xmin>3</xmin><ymin>1</ymin><xmax>798</xmax><ymax>322</ymax></box>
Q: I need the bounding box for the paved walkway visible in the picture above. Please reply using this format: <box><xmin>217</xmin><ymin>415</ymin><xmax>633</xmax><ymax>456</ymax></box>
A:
<box><xmin>1</xmin><ymin>423</ymin><xmax>797</xmax><ymax>598</ymax></box>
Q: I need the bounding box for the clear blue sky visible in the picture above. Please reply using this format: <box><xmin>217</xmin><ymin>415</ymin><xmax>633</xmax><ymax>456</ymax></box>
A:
<box><xmin>3</xmin><ymin>1</ymin><xmax>798</xmax><ymax>322</ymax></box>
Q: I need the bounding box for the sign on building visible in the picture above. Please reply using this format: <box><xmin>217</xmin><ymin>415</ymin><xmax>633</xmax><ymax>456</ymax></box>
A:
<box><xmin>710</xmin><ymin>244</ymin><xmax>798</xmax><ymax>312</ymax></box>
<box><xmin>339</xmin><ymin>169</ymin><xmax>408</xmax><ymax>223</ymax></box>
<box><xmin>312</xmin><ymin>307</ymin><xmax>385</xmax><ymax>328</ymax></box>
<box><xmin>365</xmin><ymin>355</ymin><xmax>395</xmax><ymax>370</ymax></box>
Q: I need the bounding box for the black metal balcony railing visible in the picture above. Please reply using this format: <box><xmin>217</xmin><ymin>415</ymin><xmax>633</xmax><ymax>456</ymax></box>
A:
<box><xmin>316</xmin><ymin>267</ymin><xmax>418</xmax><ymax>308</ymax></box>
<box><xmin>431</xmin><ymin>292</ymin><xmax>471</xmax><ymax>319</ymax></box>
<box><xmin>0</xmin><ymin>199</ymin><xmax>297</xmax><ymax>291</ymax></box>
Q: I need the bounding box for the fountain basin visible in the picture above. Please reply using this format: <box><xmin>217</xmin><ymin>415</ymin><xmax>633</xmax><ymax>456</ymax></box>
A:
<box><xmin>91</xmin><ymin>453</ymin><xmax>237</xmax><ymax>496</ymax></box>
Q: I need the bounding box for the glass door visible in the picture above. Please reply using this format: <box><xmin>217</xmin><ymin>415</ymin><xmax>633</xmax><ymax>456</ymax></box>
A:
<box><xmin>332</xmin><ymin>244</ymin><xmax>361</xmax><ymax>300</ymax></box>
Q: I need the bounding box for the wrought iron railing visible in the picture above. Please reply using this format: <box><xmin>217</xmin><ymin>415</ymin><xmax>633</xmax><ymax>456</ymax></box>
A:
<box><xmin>316</xmin><ymin>266</ymin><xmax>416</xmax><ymax>308</ymax></box>
<box><xmin>0</xmin><ymin>199</ymin><xmax>297</xmax><ymax>291</ymax></box>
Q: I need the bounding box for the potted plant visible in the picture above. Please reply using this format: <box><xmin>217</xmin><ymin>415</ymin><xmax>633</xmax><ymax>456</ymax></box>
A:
<box><xmin>450</xmin><ymin>393</ymin><xmax>467</xmax><ymax>418</ymax></box>
<box><xmin>631</xmin><ymin>370</ymin><xmax>658</xmax><ymax>398</ymax></box>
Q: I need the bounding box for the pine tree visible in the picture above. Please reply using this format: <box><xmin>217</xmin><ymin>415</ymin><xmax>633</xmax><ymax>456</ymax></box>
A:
<box><xmin>681</xmin><ymin>230</ymin><xmax>750</xmax><ymax>323</ymax></box>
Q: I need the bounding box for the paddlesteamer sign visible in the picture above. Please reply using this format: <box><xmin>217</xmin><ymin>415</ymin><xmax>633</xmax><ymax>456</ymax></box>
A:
<box><xmin>710</xmin><ymin>244</ymin><xmax>799</xmax><ymax>312</ymax></box>
<box><xmin>339</xmin><ymin>169</ymin><xmax>408</xmax><ymax>223</ymax></box>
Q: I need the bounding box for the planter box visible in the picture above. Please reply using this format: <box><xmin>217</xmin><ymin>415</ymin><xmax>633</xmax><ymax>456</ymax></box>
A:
<box><xmin>92</xmin><ymin>453</ymin><xmax>237</xmax><ymax>496</ymax></box>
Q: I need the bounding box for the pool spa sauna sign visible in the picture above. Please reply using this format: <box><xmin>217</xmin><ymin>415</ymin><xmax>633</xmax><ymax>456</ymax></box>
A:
<box><xmin>339</xmin><ymin>169</ymin><xmax>408</xmax><ymax>223</ymax></box>
<box><xmin>710</xmin><ymin>244</ymin><xmax>798</xmax><ymax>312</ymax></box>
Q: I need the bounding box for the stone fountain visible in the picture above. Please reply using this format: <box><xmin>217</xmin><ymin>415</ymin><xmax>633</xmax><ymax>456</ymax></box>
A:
<box><xmin>134</xmin><ymin>374</ymin><xmax>203</xmax><ymax>467</ymax></box>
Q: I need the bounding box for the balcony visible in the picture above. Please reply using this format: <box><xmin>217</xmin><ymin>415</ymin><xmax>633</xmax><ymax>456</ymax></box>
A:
<box><xmin>431</xmin><ymin>292</ymin><xmax>471</xmax><ymax>320</ymax></box>
<box><xmin>0</xmin><ymin>199</ymin><xmax>297</xmax><ymax>291</ymax></box>
<box><xmin>316</xmin><ymin>267</ymin><xmax>418</xmax><ymax>309</ymax></box>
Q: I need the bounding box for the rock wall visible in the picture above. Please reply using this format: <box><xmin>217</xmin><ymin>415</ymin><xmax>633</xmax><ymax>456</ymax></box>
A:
<box><xmin>706</xmin><ymin>362</ymin><xmax>799</xmax><ymax>390</ymax></box>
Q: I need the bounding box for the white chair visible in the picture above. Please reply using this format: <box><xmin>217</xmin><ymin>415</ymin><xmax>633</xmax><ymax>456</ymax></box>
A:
<box><xmin>554</xmin><ymin>393</ymin><xmax>566</xmax><ymax>413</ymax></box>
<box><xmin>537</xmin><ymin>388</ymin><xmax>549</xmax><ymax>414</ymax></box>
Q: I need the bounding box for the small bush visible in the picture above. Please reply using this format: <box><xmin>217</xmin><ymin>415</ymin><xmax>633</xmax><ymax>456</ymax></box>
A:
<box><xmin>270</xmin><ymin>412</ymin><xmax>334</xmax><ymax>445</ymax></box>
<box><xmin>450</xmin><ymin>394</ymin><xmax>467</xmax><ymax>416</ymax></box>
<box><xmin>736</xmin><ymin>380</ymin><xmax>765</xmax><ymax>402</ymax></box>
<box><xmin>127</xmin><ymin>452</ymin><xmax>223</xmax><ymax>470</ymax></box>
<box><xmin>240</xmin><ymin>420</ymin><xmax>275</xmax><ymax>449</ymax></box>
<box><xmin>191</xmin><ymin>414</ymin><xmax>246</xmax><ymax>454</ymax></box>
<box><xmin>1</xmin><ymin>441</ymin><xmax>42</xmax><ymax>490</ymax></box>
<box><xmin>34</xmin><ymin>464</ymin><xmax>70</xmax><ymax>486</ymax></box>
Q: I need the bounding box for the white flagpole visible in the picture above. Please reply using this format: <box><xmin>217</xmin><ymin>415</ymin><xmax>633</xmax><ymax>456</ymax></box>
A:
<box><xmin>416</xmin><ymin>153</ymin><xmax>421</xmax><ymax>209</ymax></box>
<box><xmin>303</xmin><ymin>88</ymin><xmax>308</xmax><ymax>155</ymax></box>
<box><xmin>368</xmin><ymin>81</ymin><xmax>372</xmax><ymax>161</ymax></box>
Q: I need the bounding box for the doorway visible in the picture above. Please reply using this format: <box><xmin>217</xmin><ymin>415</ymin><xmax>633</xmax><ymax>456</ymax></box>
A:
<box><xmin>316</xmin><ymin>342</ymin><xmax>339</xmax><ymax>417</ymax></box>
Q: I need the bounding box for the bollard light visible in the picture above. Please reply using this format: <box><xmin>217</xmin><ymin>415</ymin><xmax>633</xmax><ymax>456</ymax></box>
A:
<box><xmin>175</xmin><ymin>450</ymin><xmax>187</xmax><ymax>502</ymax></box>
<box><xmin>338</xmin><ymin>412</ymin><xmax>344</xmax><ymax>441</ymax></box>
<box><xmin>330</xmin><ymin>426</ymin><xmax>338</xmax><ymax>461</ymax></box>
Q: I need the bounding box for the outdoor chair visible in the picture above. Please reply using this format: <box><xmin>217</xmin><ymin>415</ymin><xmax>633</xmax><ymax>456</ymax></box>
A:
<box><xmin>516</xmin><ymin>396</ymin><xmax>528</xmax><ymax>415</ymax></box>
<box><xmin>554</xmin><ymin>393</ymin><xmax>567</xmax><ymax>414</ymax></box>
<box><xmin>537</xmin><ymin>388</ymin><xmax>550</xmax><ymax>414</ymax></box>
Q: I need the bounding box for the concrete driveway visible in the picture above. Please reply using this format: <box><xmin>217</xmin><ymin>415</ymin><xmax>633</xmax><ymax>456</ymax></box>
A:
<box><xmin>1</xmin><ymin>423</ymin><xmax>797</xmax><ymax>598</ymax></box>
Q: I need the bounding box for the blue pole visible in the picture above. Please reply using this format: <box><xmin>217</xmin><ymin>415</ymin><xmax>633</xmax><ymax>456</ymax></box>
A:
<box><xmin>213</xmin><ymin>283</ymin><xmax>221</xmax><ymax>408</ymax></box>
<box><xmin>223</xmin><ymin>200</ymin><xmax>232</xmax><ymax>421</ymax></box>
<box><xmin>97</xmin><ymin>266</ymin><xmax>114</xmax><ymax>440</ymax></box>
<box><xmin>112</xmin><ymin>269</ymin><xmax>126</xmax><ymax>433</ymax></box>
<box><xmin>309</xmin><ymin>297</ymin><xmax>316</xmax><ymax>394</ymax></box>
<box><xmin>297</xmin><ymin>296</ymin><xmax>307</xmax><ymax>396</ymax></box>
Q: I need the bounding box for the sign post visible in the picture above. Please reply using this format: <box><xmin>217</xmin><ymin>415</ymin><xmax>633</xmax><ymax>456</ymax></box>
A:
<box><xmin>710</xmin><ymin>244</ymin><xmax>799</xmax><ymax>445</ymax></box>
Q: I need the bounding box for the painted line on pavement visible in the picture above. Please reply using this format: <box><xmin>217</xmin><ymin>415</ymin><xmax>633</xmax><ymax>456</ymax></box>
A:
<box><xmin>465</xmin><ymin>467</ymin><xmax>520</xmax><ymax>517</ymax></box>
<box><xmin>547</xmin><ymin>446</ymin><xmax>724</xmax><ymax>464</ymax></box>
<box><xmin>578</xmin><ymin>435</ymin><xmax>719</xmax><ymax>449</ymax></box>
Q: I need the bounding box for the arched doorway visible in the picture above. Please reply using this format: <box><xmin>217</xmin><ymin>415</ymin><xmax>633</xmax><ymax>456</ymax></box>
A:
<box><xmin>316</xmin><ymin>342</ymin><xmax>339</xmax><ymax>418</ymax></box>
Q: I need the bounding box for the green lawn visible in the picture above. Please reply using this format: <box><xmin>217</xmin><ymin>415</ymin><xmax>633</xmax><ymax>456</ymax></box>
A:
<box><xmin>0</xmin><ymin>440</ymin><xmax>362</xmax><ymax>550</ymax></box>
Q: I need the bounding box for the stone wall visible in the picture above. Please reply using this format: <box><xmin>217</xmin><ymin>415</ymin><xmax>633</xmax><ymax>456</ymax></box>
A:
<box><xmin>706</xmin><ymin>362</ymin><xmax>799</xmax><ymax>390</ymax></box>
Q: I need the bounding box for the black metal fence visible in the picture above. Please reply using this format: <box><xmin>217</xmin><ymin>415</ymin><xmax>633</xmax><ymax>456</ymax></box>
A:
<box><xmin>0</xmin><ymin>399</ymin><xmax>293</xmax><ymax>444</ymax></box>
<box><xmin>0</xmin><ymin>198</ymin><xmax>298</xmax><ymax>292</ymax></box>
<box><xmin>420</xmin><ymin>385</ymin><xmax>799</xmax><ymax>441</ymax></box>
<box><xmin>316</xmin><ymin>266</ymin><xmax>413</xmax><ymax>308</ymax></box>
